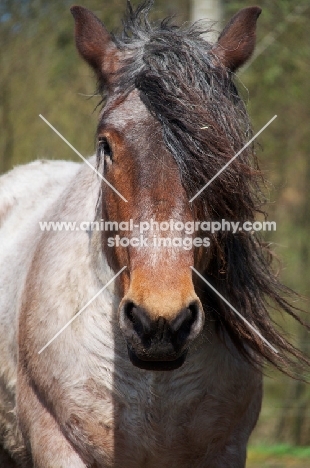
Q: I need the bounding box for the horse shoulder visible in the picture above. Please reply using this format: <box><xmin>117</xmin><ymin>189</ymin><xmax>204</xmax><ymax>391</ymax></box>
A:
<box><xmin>0</xmin><ymin>159</ymin><xmax>80</xmax><ymax>462</ymax></box>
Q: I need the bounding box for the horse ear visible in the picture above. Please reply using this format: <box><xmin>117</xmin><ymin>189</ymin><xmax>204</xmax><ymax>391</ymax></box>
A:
<box><xmin>212</xmin><ymin>6</ymin><xmax>262</xmax><ymax>72</ymax></box>
<box><xmin>70</xmin><ymin>6</ymin><xmax>119</xmax><ymax>86</ymax></box>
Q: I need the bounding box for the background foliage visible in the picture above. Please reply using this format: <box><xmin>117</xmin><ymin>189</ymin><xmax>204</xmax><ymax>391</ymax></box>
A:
<box><xmin>229</xmin><ymin>0</ymin><xmax>310</xmax><ymax>447</ymax></box>
<box><xmin>1</xmin><ymin>0</ymin><xmax>309</xmax><ymax>452</ymax></box>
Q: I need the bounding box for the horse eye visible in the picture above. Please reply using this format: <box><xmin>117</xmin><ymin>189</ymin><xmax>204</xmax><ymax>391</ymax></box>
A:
<box><xmin>98</xmin><ymin>137</ymin><xmax>113</xmax><ymax>164</ymax></box>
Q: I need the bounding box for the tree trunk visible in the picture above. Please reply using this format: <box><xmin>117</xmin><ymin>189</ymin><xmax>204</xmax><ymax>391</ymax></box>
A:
<box><xmin>190</xmin><ymin>0</ymin><xmax>222</xmax><ymax>41</ymax></box>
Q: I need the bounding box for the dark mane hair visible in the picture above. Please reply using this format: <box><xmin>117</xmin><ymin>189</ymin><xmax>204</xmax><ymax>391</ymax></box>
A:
<box><xmin>99</xmin><ymin>0</ymin><xmax>309</xmax><ymax>377</ymax></box>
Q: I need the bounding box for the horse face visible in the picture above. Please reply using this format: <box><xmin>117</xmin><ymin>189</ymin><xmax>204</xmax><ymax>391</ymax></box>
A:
<box><xmin>97</xmin><ymin>90</ymin><xmax>204</xmax><ymax>370</ymax></box>
<box><xmin>71</xmin><ymin>5</ymin><xmax>262</xmax><ymax>370</ymax></box>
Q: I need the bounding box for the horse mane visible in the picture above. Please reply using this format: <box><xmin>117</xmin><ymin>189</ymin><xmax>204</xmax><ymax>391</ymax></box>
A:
<box><xmin>98</xmin><ymin>0</ymin><xmax>309</xmax><ymax>377</ymax></box>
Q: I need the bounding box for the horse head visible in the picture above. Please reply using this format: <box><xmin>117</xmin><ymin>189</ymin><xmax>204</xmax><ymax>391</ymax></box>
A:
<box><xmin>70</xmin><ymin>4</ymin><xmax>264</xmax><ymax>371</ymax></box>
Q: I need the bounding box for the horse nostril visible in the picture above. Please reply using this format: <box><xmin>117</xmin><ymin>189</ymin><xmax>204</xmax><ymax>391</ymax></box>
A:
<box><xmin>170</xmin><ymin>301</ymin><xmax>201</xmax><ymax>345</ymax></box>
<box><xmin>122</xmin><ymin>301</ymin><xmax>152</xmax><ymax>338</ymax></box>
<box><xmin>123</xmin><ymin>301</ymin><xmax>135</xmax><ymax>324</ymax></box>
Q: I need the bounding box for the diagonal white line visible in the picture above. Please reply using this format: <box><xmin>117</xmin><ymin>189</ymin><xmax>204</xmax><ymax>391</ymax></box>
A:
<box><xmin>39</xmin><ymin>114</ymin><xmax>128</xmax><ymax>202</ymax></box>
<box><xmin>38</xmin><ymin>266</ymin><xmax>127</xmax><ymax>354</ymax></box>
<box><xmin>189</xmin><ymin>115</ymin><xmax>277</xmax><ymax>202</ymax></box>
<box><xmin>191</xmin><ymin>266</ymin><xmax>278</xmax><ymax>354</ymax></box>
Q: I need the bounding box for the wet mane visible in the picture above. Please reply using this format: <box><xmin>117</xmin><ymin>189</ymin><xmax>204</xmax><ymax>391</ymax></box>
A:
<box><xmin>98</xmin><ymin>0</ymin><xmax>309</xmax><ymax>376</ymax></box>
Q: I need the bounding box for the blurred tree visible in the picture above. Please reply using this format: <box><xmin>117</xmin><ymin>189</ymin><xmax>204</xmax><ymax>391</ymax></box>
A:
<box><xmin>0</xmin><ymin>0</ymin><xmax>189</xmax><ymax>173</ymax></box>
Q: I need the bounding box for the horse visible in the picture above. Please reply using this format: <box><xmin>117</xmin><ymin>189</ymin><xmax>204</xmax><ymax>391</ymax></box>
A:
<box><xmin>0</xmin><ymin>2</ymin><xmax>308</xmax><ymax>467</ymax></box>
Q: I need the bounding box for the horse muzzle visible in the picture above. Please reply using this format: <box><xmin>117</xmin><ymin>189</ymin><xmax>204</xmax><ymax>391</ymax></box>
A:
<box><xmin>119</xmin><ymin>300</ymin><xmax>204</xmax><ymax>371</ymax></box>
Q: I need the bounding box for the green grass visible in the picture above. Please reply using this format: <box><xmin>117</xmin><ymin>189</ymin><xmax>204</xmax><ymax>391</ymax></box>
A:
<box><xmin>249</xmin><ymin>444</ymin><xmax>310</xmax><ymax>458</ymax></box>
<box><xmin>247</xmin><ymin>444</ymin><xmax>310</xmax><ymax>468</ymax></box>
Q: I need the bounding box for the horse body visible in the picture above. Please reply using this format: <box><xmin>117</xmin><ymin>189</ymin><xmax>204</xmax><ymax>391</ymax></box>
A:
<box><xmin>0</xmin><ymin>156</ymin><xmax>261</xmax><ymax>467</ymax></box>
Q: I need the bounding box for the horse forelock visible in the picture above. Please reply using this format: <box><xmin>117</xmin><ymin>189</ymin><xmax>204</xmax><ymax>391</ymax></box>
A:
<box><xmin>111</xmin><ymin>3</ymin><xmax>259</xmax><ymax>211</ymax></box>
